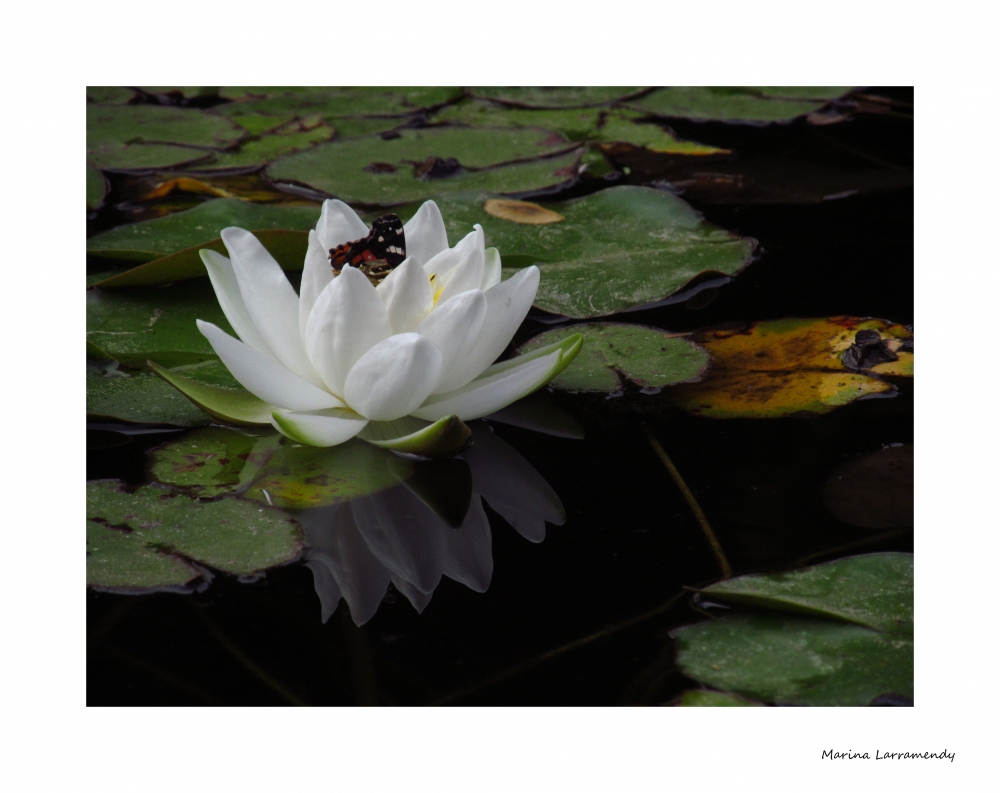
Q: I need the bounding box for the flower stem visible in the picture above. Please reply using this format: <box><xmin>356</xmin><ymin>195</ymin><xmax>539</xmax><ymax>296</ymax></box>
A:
<box><xmin>642</xmin><ymin>425</ymin><xmax>731</xmax><ymax>580</ymax></box>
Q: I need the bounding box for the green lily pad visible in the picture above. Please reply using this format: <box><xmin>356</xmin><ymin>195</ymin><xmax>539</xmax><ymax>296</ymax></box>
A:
<box><xmin>437</xmin><ymin>103</ymin><xmax>726</xmax><ymax>154</ymax></box>
<box><xmin>197</xmin><ymin>123</ymin><xmax>335</xmax><ymax>170</ymax></box>
<box><xmin>87</xmin><ymin>86</ymin><xmax>135</xmax><ymax>104</ymax></box>
<box><xmin>698</xmin><ymin>553</ymin><xmax>913</xmax><ymax>631</ymax></box>
<box><xmin>147</xmin><ymin>426</ymin><xmax>268</xmax><ymax>497</ymax></box>
<box><xmin>628</xmin><ymin>87</ymin><xmax>854</xmax><ymax>124</ymax></box>
<box><xmin>516</xmin><ymin>323</ymin><xmax>709</xmax><ymax>392</ymax></box>
<box><xmin>677</xmin><ymin>690</ymin><xmax>763</xmax><ymax>706</ymax></box>
<box><xmin>425</xmin><ymin>187</ymin><xmax>755</xmax><ymax>318</ymax></box>
<box><xmin>216</xmin><ymin>86</ymin><xmax>464</xmax><ymax>115</ymax></box>
<box><xmin>87</xmin><ymin>198</ymin><xmax>320</xmax><ymax>263</ymax></box>
<box><xmin>470</xmin><ymin>87</ymin><xmax>647</xmax><ymax>108</ymax></box>
<box><xmin>86</xmin><ymin>480</ymin><xmax>303</xmax><ymax>587</ymax></box>
<box><xmin>241</xmin><ymin>439</ymin><xmax>404</xmax><ymax>509</ymax></box>
<box><xmin>673</xmin><ymin>553</ymin><xmax>913</xmax><ymax>706</ymax></box>
<box><xmin>87</xmin><ymin>104</ymin><xmax>246</xmax><ymax>170</ymax></box>
<box><xmin>86</xmin><ymin>165</ymin><xmax>108</xmax><ymax>209</ymax></box>
<box><xmin>87</xmin><ymin>364</ymin><xmax>212</xmax><ymax>426</ymax></box>
<box><xmin>87</xmin><ymin>279</ymin><xmax>231</xmax><ymax>367</ymax></box>
<box><xmin>265</xmin><ymin>127</ymin><xmax>581</xmax><ymax>205</ymax></box>
<box><xmin>87</xmin><ymin>519</ymin><xmax>201</xmax><ymax>591</ymax></box>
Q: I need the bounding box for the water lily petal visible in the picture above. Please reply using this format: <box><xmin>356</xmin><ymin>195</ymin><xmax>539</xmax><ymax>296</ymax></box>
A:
<box><xmin>344</xmin><ymin>333</ymin><xmax>443</xmax><ymax>421</ymax></box>
<box><xmin>411</xmin><ymin>349</ymin><xmax>562</xmax><ymax>421</ymax></box>
<box><xmin>423</xmin><ymin>224</ymin><xmax>485</xmax><ymax>281</ymax></box>
<box><xmin>197</xmin><ymin>320</ymin><xmax>345</xmax><ymax>411</ymax></box>
<box><xmin>221</xmin><ymin>227</ymin><xmax>322</xmax><ymax>387</ymax></box>
<box><xmin>376</xmin><ymin>256</ymin><xmax>433</xmax><ymax>333</ymax></box>
<box><xmin>439</xmin><ymin>265</ymin><xmax>540</xmax><ymax>390</ymax></box>
<box><xmin>270</xmin><ymin>407</ymin><xmax>369</xmax><ymax>447</ymax></box>
<box><xmin>303</xmin><ymin>557</ymin><xmax>343</xmax><ymax>624</ymax></box>
<box><xmin>402</xmin><ymin>200</ymin><xmax>448</xmax><ymax>266</ymax></box>
<box><xmin>433</xmin><ymin>225</ymin><xmax>486</xmax><ymax>306</ymax></box>
<box><xmin>199</xmin><ymin>249</ymin><xmax>276</xmax><ymax>360</ymax></box>
<box><xmin>441</xmin><ymin>496</ymin><xmax>493</xmax><ymax>592</ymax></box>
<box><xmin>415</xmin><ymin>289</ymin><xmax>487</xmax><ymax>393</ymax></box>
<box><xmin>464</xmin><ymin>424</ymin><xmax>565</xmax><ymax>543</ymax></box>
<box><xmin>306</xmin><ymin>266</ymin><xmax>392</xmax><ymax>396</ymax></box>
<box><xmin>316</xmin><ymin>198</ymin><xmax>369</xmax><ymax>249</ymax></box>
<box><xmin>481</xmin><ymin>247</ymin><xmax>502</xmax><ymax>291</ymax></box>
<box><xmin>390</xmin><ymin>576</ymin><xmax>433</xmax><ymax>614</ymax></box>
<box><xmin>299</xmin><ymin>229</ymin><xmax>334</xmax><ymax>342</ymax></box>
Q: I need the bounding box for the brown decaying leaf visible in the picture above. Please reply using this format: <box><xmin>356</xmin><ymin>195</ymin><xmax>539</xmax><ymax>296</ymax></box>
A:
<box><xmin>483</xmin><ymin>198</ymin><xmax>564</xmax><ymax>225</ymax></box>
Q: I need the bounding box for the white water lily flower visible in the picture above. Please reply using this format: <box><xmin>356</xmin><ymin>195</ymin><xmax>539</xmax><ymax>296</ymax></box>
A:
<box><xmin>195</xmin><ymin>198</ymin><xmax>579</xmax><ymax>447</ymax></box>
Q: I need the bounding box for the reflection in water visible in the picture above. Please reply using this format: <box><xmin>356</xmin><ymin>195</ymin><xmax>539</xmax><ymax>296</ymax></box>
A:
<box><xmin>297</xmin><ymin>424</ymin><xmax>565</xmax><ymax>625</ymax></box>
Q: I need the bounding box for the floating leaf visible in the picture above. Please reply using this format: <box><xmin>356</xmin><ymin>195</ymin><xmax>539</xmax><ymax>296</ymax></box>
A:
<box><xmin>216</xmin><ymin>86</ymin><xmax>464</xmax><ymax>114</ymax></box>
<box><xmin>242</xmin><ymin>440</ymin><xmax>404</xmax><ymax>510</ymax></box>
<box><xmin>86</xmin><ymin>480</ymin><xmax>303</xmax><ymax>586</ymax></box>
<box><xmin>823</xmin><ymin>445</ymin><xmax>913</xmax><ymax>529</ymax></box>
<box><xmin>87</xmin><ymin>198</ymin><xmax>320</xmax><ymax>264</ymax></box>
<box><xmin>673</xmin><ymin>553</ymin><xmax>913</xmax><ymax>706</ymax></box>
<box><xmin>87</xmin><ymin>86</ymin><xmax>135</xmax><ymax>104</ymax></box>
<box><xmin>437</xmin><ymin>103</ymin><xmax>727</xmax><ymax>155</ymax></box>
<box><xmin>677</xmin><ymin>690</ymin><xmax>763</xmax><ymax>707</ymax></box>
<box><xmin>198</xmin><ymin>122</ymin><xmax>336</xmax><ymax>170</ymax></box>
<box><xmin>483</xmin><ymin>198</ymin><xmax>564</xmax><ymax>224</ymax></box>
<box><xmin>147</xmin><ymin>426</ymin><xmax>267</xmax><ymax>497</ymax></box>
<box><xmin>87</xmin><ymin>104</ymin><xmax>246</xmax><ymax>170</ymax></box>
<box><xmin>517</xmin><ymin>323</ymin><xmax>708</xmax><ymax>392</ymax></box>
<box><xmin>628</xmin><ymin>87</ymin><xmax>854</xmax><ymax>124</ymax></box>
<box><xmin>266</xmin><ymin>127</ymin><xmax>581</xmax><ymax>205</ymax></box>
<box><xmin>86</xmin><ymin>165</ymin><xmax>108</xmax><ymax>209</ymax></box>
<box><xmin>698</xmin><ymin>553</ymin><xmax>913</xmax><ymax>630</ymax></box>
<box><xmin>469</xmin><ymin>87</ymin><xmax>647</xmax><ymax>108</ymax></box>
<box><xmin>669</xmin><ymin>317</ymin><xmax>912</xmax><ymax>418</ymax></box>
<box><xmin>87</xmin><ymin>519</ymin><xmax>201</xmax><ymax>591</ymax></box>
<box><xmin>426</xmin><ymin>187</ymin><xmax>755</xmax><ymax>318</ymax></box>
<box><xmin>87</xmin><ymin>280</ymin><xmax>230</xmax><ymax>366</ymax></box>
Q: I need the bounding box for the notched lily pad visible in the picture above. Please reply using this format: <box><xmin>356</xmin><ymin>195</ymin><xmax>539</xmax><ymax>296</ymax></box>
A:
<box><xmin>517</xmin><ymin>323</ymin><xmax>709</xmax><ymax>393</ymax></box>
<box><xmin>266</xmin><ymin>127</ymin><xmax>581</xmax><ymax>205</ymax></box>
<box><xmin>673</xmin><ymin>553</ymin><xmax>913</xmax><ymax>706</ymax></box>
<box><xmin>668</xmin><ymin>317</ymin><xmax>913</xmax><ymax>418</ymax></box>
<box><xmin>86</xmin><ymin>479</ymin><xmax>303</xmax><ymax>589</ymax></box>
<box><xmin>469</xmin><ymin>87</ymin><xmax>648</xmax><ymax>108</ymax></box>
<box><xmin>676</xmin><ymin>690</ymin><xmax>763</xmax><ymax>707</ymax></box>
<box><xmin>629</xmin><ymin>87</ymin><xmax>855</xmax><ymax>124</ymax></box>
<box><xmin>87</xmin><ymin>519</ymin><xmax>202</xmax><ymax>591</ymax></box>
<box><xmin>147</xmin><ymin>426</ymin><xmax>269</xmax><ymax>497</ymax></box>
<box><xmin>427</xmin><ymin>187</ymin><xmax>755</xmax><ymax>318</ymax></box>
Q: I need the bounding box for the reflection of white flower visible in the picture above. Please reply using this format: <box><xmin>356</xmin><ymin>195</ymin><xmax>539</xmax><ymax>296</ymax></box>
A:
<box><xmin>299</xmin><ymin>424</ymin><xmax>564</xmax><ymax>624</ymax></box>
<box><xmin>196</xmin><ymin>199</ymin><xmax>578</xmax><ymax>447</ymax></box>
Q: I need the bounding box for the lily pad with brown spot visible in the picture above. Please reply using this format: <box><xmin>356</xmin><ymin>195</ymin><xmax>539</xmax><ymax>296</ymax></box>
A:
<box><xmin>147</xmin><ymin>427</ymin><xmax>271</xmax><ymax>497</ymax></box>
<box><xmin>668</xmin><ymin>317</ymin><xmax>913</xmax><ymax>418</ymax></box>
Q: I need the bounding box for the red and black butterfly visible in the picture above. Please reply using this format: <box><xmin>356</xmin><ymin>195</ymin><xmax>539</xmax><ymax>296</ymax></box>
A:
<box><xmin>329</xmin><ymin>214</ymin><xmax>406</xmax><ymax>285</ymax></box>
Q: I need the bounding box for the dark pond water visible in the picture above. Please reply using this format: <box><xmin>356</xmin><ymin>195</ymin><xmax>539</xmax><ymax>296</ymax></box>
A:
<box><xmin>87</xmin><ymin>88</ymin><xmax>913</xmax><ymax>706</ymax></box>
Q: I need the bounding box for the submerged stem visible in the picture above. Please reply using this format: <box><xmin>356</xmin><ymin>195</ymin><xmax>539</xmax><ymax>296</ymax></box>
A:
<box><xmin>643</xmin><ymin>425</ymin><xmax>732</xmax><ymax>580</ymax></box>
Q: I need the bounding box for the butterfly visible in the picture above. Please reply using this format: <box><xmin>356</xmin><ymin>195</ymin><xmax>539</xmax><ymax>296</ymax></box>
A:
<box><xmin>329</xmin><ymin>214</ymin><xmax>406</xmax><ymax>285</ymax></box>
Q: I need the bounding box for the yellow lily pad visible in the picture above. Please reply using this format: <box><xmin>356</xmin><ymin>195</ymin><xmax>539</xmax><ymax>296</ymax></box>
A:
<box><xmin>669</xmin><ymin>317</ymin><xmax>912</xmax><ymax>418</ymax></box>
<box><xmin>483</xmin><ymin>199</ymin><xmax>564</xmax><ymax>225</ymax></box>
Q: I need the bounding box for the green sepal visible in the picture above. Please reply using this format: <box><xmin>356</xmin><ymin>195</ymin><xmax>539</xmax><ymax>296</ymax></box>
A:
<box><xmin>148</xmin><ymin>360</ymin><xmax>272</xmax><ymax>426</ymax></box>
<box><xmin>358</xmin><ymin>415</ymin><xmax>472</xmax><ymax>459</ymax></box>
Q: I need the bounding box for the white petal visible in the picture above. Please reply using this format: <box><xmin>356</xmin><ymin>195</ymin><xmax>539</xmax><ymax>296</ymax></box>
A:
<box><xmin>441</xmin><ymin>496</ymin><xmax>493</xmax><ymax>592</ymax></box>
<box><xmin>413</xmin><ymin>290</ymin><xmax>488</xmax><ymax>394</ymax></box>
<box><xmin>200</xmin><ymin>249</ymin><xmax>276</xmax><ymax>361</ymax></box>
<box><xmin>390</xmin><ymin>576</ymin><xmax>433</xmax><ymax>613</ymax></box>
<box><xmin>317</xmin><ymin>199</ymin><xmax>369</xmax><ymax>249</ymax></box>
<box><xmin>343</xmin><ymin>333</ymin><xmax>443</xmax><ymax>421</ymax></box>
<box><xmin>303</xmin><ymin>557</ymin><xmax>343</xmax><ymax>623</ymax></box>
<box><xmin>402</xmin><ymin>200</ymin><xmax>448</xmax><ymax>266</ymax></box>
<box><xmin>221</xmin><ymin>227</ymin><xmax>322</xmax><ymax>387</ymax></box>
<box><xmin>439</xmin><ymin>265</ymin><xmax>540</xmax><ymax>390</ymax></box>
<box><xmin>423</xmin><ymin>224</ymin><xmax>485</xmax><ymax>281</ymax></box>
<box><xmin>351</xmin><ymin>485</ymin><xmax>447</xmax><ymax>594</ymax></box>
<box><xmin>411</xmin><ymin>349</ymin><xmax>560</xmax><ymax>421</ymax></box>
<box><xmin>464</xmin><ymin>424</ymin><xmax>564</xmax><ymax>543</ymax></box>
<box><xmin>376</xmin><ymin>256</ymin><xmax>433</xmax><ymax>333</ymax></box>
<box><xmin>299</xmin><ymin>229</ymin><xmax>334</xmax><ymax>342</ymax></box>
<box><xmin>481</xmin><ymin>247</ymin><xmax>502</xmax><ymax>291</ymax></box>
<box><xmin>298</xmin><ymin>503</ymin><xmax>391</xmax><ymax>626</ymax></box>
<box><xmin>305</xmin><ymin>266</ymin><xmax>392</xmax><ymax>396</ymax></box>
<box><xmin>434</xmin><ymin>239</ymin><xmax>486</xmax><ymax>307</ymax></box>
<box><xmin>198</xmin><ymin>320</ymin><xmax>345</xmax><ymax>411</ymax></box>
<box><xmin>270</xmin><ymin>407</ymin><xmax>369</xmax><ymax>447</ymax></box>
